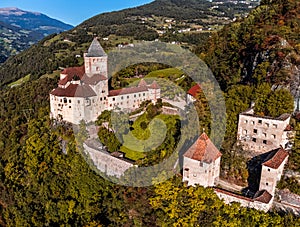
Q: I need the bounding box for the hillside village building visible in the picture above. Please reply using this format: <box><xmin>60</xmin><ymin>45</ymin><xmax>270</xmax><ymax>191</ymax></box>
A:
<box><xmin>50</xmin><ymin>38</ymin><xmax>160</xmax><ymax>124</ymax></box>
<box><xmin>237</xmin><ymin>107</ymin><xmax>293</xmax><ymax>153</ymax></box>
<box><xmin>186</xmin><ymin>84</ymin><xmax>201</xmax><ymax>104</ymax></box>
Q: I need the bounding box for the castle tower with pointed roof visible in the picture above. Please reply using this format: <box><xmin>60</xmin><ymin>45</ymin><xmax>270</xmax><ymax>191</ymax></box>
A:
<box><xmin>182</xmin><ymin>133</ymin><xmax>222</xmax><ymax>187</ymax></box>
<box><xmin>84</xmin><ymin>37</ymin><xmax>108</xmax><ymax>76</ymax></box>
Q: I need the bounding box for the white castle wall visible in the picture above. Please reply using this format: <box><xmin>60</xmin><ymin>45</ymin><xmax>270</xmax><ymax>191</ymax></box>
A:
<box><xmin>83</xmin><ymin>143</ymin><xmax>134</xmax><ymax>178</ymax></box>
<box><xmin>84</xmin><ymin>55</ymin><xmax>108</xmax><ymax>76</ymax></box>
<box><xmin>237</xmin><ymin>112</ymin><xmax>290</xmax><ymax>153</ymax></box>
<box><xmin>182</xmin><ymin>156</ymin><xmax>221</xmax><ymax>187</ymax></box>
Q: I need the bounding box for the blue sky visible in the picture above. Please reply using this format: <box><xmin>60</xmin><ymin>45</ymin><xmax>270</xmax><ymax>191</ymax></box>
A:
<box><xmin>0</xmin><ymin>0</ymin><xmax>154</xmax><ymax>26</ymax></box>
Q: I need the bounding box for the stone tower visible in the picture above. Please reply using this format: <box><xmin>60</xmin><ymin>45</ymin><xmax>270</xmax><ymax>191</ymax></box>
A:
<box><xmin>84</xmin><ymin>37</ymin><xmax>108</xmax><ymax>76</ymax></box>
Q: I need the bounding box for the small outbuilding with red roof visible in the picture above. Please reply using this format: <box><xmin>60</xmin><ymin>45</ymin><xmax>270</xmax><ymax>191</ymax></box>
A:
<box><xmin>182</xmin><ymin>133</ymin><xmax>222</xmax><ymax>187</ymax></box>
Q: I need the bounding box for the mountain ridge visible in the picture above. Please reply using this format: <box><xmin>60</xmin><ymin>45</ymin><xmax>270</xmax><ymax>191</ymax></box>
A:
<box><xmin>0</xmin><ymin>7</ymin><xmax>73</xmax><ymax>63</ymax></box>
<box><xmin>0</xmin><ymin>0</ymin><xmax>256</xmax><ymax>86</ymax></box>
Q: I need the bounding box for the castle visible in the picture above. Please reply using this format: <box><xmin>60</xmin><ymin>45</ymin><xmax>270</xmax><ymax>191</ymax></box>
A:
<box><xmin>50</xmin><ymin>38</ymin><xmax>160</xmax><ymax>124</ymax></box>
<box><xmin>237</xmin><ymin>107</ymin><xmax>294</xmax><ymax>153</ymax></box>
<box><xmin>183</xmin><ymin>88</ymin><xmax>291</xmax><ymax>212</ymax></box>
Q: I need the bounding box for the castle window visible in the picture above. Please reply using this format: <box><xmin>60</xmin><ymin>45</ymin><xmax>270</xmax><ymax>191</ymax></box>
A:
<box><xmin>265</xmin><ymin>123</ymin><xmax>269</xmax><ymax>127</ymax></box>
<box><xmin>127</xmin><ymin>96</ymin><xmax>129</xmax><ymax>99</ymax></box>
<box><xmin>273</xmin><ymin>124</ymin><xmax>278</xmax><ymax>128</ymax></box>
<box><xmin>139</xmin><ymin>94</ymin><xmax>141</xmax><ymax>97</ymax></box>
<box><xmin>69</xmin><ymin>100</ymin><xmax>71</xmax><ymax>103</ymax></box>
<box><xmin>263</xmin><ymin>140</ymin><xmax>267</xmax><ymax>144</ymax></box>
<box><xmin>100</xmin><ymin>98</ymin><xmax>103</xmax><ymax>101</ymax></box>
<box><xmin>121</xmin><ymin>96</ymin><xmax>124</xmax><ymax>100</ymax></box>
<box><xmin>78</xmin><ymin>100</ymin><xmax>80</xmax><ymax>104</ymax></box>
<box><xmin>266</xmin><ymin>182</ymin><xmax>268</xmax><ymax>186</ymax></box>
<box><xmin>258</xmin><ymin>119</ymin><xmax>262</xmax><ymax>124</ymax></box>
<box><xmin>199</xmin><ymin>162</ymin><xmax>203</xmax><ymax>167</ymax></box>
<box><xmin>104</xmin><ymin>97</ymin><xmax>106</xmax><ymax>100</ymax></box>
<box><xmin>96</xmin><ymin>67</ymin><xmax>100</xmax><ymax>71</ymax></box>
<box><xmin>121</xmin><ymin>102</ymin><xmax>123</xmax><ymax>105</ymax></box>
<box><xmin>134</xmin><ymin>94</ymin><xmax>136</xmax><ymax>98</ymax></box>
<box><xmin>110</xmin><ymin>104</ymin><xmax>112</xmax><ymax>107</ymax></box>
<box><xmin>252</xmin><ymin>138</ymin><xmax>256</xmax><ymax>142</ymax></box>
<box><xmin>253</xmin><ymin>129</ymin><xmax>257</xmax><ymax>134</ymax></box>
<box><xmin>102</xmin><ymin>90</ymin><xmax>105</xmax><ymax>93</ymax></box>
<box><xmin>184</xmin><ymin>168</ymin><xmax>189</xmax><ymax>178</ymax></box>
<box><xmin>243</xmin><ymin>129</ymin><xmax>247</xmax><ymax>135</ymax></box>
<box><xmin>143</xmin><ymin>93</ymin><xmax>145</xmax><ymax>96</ymax></box>
<box><xmin>113</xmin><ymin>98</ymin><xmax>115</xmax><ymax>101</ymax></box>
<box><xmin>193</xmin><ymin>174</ymin><xmax>197</xmax><ymax>177</ymax></box>
<box><xmin>69</xmin><ymin>106</ymin><xmax>71</xmax><ymax>108</ymax></box>
<box><xmin>244</xmin><ymin>120</ymin><xmax>248</xmax><ymax>123</ymax></box>
<box><xmin>272</xmin><ymin>134</ymin><xmax>276</xmax><ymax>139</ymax></box>
<box><xmin>251</xmin><ymin>121</ymin><xmax>255</xmax><ymax>125</ymax></box>
<box><xmin>268</xmin><ymin>168</ymin><xmax>270</xmax><ymax>172</ymax></box>
<box><xmin>263</xmin><ymin>132</ymin><xmax>267</xmax><ymax>137</ymax></box>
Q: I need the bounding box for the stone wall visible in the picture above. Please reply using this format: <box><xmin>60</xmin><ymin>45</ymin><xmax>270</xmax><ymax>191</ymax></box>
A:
<box><xmin>214</xmin><ymin>188</ymin><xmax>273</xmax><ymax>212</ymax></box>
<box><xmin>83</xmin><ymin>142</ymin><xmax>133</xmax><ymax>178</ymax></box>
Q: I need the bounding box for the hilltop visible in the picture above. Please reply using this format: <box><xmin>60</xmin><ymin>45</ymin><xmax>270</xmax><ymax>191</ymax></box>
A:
<box><xmin>1</xmin><ymin>0</ymin><xmax>300</xmax><ymax>226</ymax></box>
<box><xmin>0</xmin><ymin>0</ymin><xmax>256</xmax><ymax>86</ymax></box>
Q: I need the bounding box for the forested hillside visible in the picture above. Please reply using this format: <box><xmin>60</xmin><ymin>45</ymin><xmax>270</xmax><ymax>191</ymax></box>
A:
<box><xmin>0</xmin><ymin>76</ymin><xmax>298</xmax><ymax>226</ymax></box>
<box><xmin>0</xmin><ymin>7</ymin><xmax>73</xmax><ymax>63</ymax></box>
<box><xmin>204</xmin><ymin>0</ymin><xmax>300</xmax><ymax>90</ymax></box>
<box><xmin>0</xmin><ymin>0</ymin><xmax>255</xmax><ymax>87</ymax></box>
<box><xmin>202</xmin><ymin>0</ymin><xmax>300</xmax><ymax>186</ymax></box>
<box><xmin>1</xmin><ymin>0</ymin><xmax>300</xmax><ymax>225</ymax></box>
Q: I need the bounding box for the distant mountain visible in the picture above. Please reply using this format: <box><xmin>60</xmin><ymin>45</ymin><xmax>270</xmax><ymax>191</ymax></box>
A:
<box><xmin>0</xmin><ymin>7</ymin><xmax>73</xmax><ymax>63</ymax></box>
<box><xmin>0</xmin><ymin>7</ymin><xmax>73</xmax><ymax>35</ymax></box>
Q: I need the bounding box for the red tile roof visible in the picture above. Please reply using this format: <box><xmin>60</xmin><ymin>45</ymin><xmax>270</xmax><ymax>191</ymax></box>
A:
<box><xmin>187</xmin><ymin>84</ymin><xmax>201</xmax><ymax>98</ymax></box>
<box><xmin>138</xmin><ymin>79</ymin><xmax>148</xmax><ymax>87</ymax></box>
<box><xmin>263</xmin><ymin>148</ymin><xmax>289</xmax><ymax>169</ymax></box>
<box><xmin>149</xmin><ymin>81</ymin><xmax>159</xmax><ymax>89</ymax></box>
<box><xmin>50</xmin><ymin>84</ymin><xmax>97</xmax><ymax>97</ymax></box>
<box><xmin>253</xmin><ymin>190</ymin><xmax>273</xmax><ymax>204</ymax></box>
<box><xmin>59</xmin><ymin>66</ymin><xmax>85</xmax><ymax>86</ymax></box>
<box><xmin>109</xmin><ymin>86</ymin><xmax>148</xmax><ymax>97</ymax></box>
<box><xmin>184</xmin><ymin>133</ymin><xmax>222</xmax><ymax>163</ymax></box>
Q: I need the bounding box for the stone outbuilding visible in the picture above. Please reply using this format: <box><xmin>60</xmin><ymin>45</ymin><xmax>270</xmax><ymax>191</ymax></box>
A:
<box><xmin>182</xmin><ymin>133</ymin><xmax>222</xmax><ymax>187</ymax></box>
<box><xmin>237</xmin><ymin>107</ymin><xmax>293</xmax><ymax>153</ymax></box>
<box><xmin>259</xmin><ymin>147</ymin><xmax>289</xmax><ymax>196</ymax></box>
